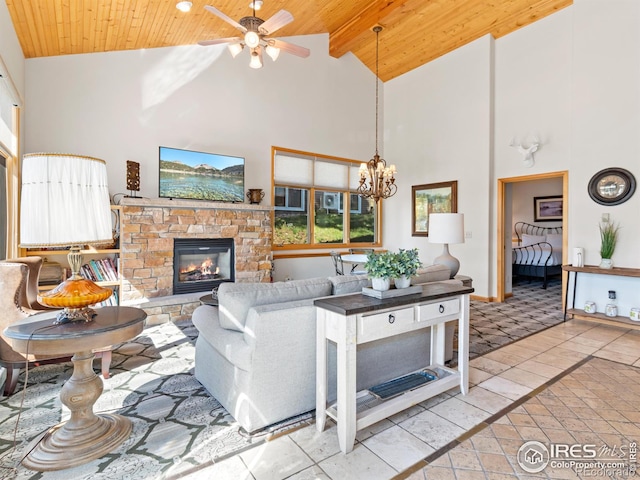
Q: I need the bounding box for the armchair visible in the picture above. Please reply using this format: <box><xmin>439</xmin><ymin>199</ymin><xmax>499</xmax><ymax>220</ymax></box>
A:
<box><xmin>0</xmin><ymin>262</ymin><xmax>69</xmax><ymax>395</ymax></box>
<box><xmin>0</xmin><ymin>259</ymin><xmax>112</xmax><ymax>396</ymax></box>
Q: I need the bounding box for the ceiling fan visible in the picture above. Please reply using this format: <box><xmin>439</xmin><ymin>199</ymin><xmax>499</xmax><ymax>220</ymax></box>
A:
<box><xmin>198</xmin><ymin>3</ymin><xmax>310</xmax><ymax>69</ymax></box>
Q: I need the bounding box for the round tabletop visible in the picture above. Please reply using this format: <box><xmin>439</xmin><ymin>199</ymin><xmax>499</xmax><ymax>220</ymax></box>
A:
<box><xmin>4</xmin><ymin>306</ymin><xmax>147</xmax><ymax>356</ymax></box>
<box><xmin>199</xmin><ymin>293</ymin><xmax>219</xmax><ymax>306</ymax></box>
<box><xmin>341</xmin><ymin>254</ymin><xmax>368</xmax><ymax>264</ymax></box>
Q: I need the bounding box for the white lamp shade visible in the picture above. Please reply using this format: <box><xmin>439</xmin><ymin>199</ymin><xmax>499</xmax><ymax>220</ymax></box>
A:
<box><xmin>428</xmin><ymin>213</ymin><xmax>465</xmax><ymax>244</ymax></box>
<box><xmin>20</xmin><ymin>153</ymin><xmax>113</xmax><ymax>248</ymax></box>
<box><xmin>228</xmin><ymin>43</ymin><xmax>244</xmax><ymax>58</ymax></box>
<box><xmin>249</xmin><ymin>48</ymin><xmax>263</xmax><ymax>69</ymax></box>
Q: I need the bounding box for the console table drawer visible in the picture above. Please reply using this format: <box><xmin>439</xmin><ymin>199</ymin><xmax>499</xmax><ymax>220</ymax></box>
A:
<box><xmin>358</xmin><ymin>307</ymin><xmax>415</xmax><ymax>343</ymax></box>
<box><xmin>417</xmin><ymin>299</ymin><xmax>460</xmax><ymax>325</ymax></box>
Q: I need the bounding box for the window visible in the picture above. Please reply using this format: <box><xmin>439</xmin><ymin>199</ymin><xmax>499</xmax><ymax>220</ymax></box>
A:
<box><xmin>0</xmin><ymin>70</ymin><xmax>21</xmax><ymax>259</ymax></box>
<box><xmin>272</xmin><ymin>147</ymin><xmax>380</xmax><ymax>249</ymax></box>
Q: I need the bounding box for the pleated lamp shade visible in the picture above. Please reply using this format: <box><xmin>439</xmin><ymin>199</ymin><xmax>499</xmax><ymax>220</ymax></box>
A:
<box><xmin>19</xmin><ymin>153</ymin><xmax>113</xmax><ymax>323</ymax></box>
<box><xmin>20</xmin><ymin>153</ymin><xmax>113</xmax><ymax>248</ymax></box>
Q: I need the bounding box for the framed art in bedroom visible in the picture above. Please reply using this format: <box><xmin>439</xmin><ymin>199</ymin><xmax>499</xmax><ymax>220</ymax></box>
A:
<box><xmin>534</xmin><ymin>195</ymin><xmax>563</xmax><ymax>222</ymax></box>
<box><xmin>412</xmin><ymin>180</ymin><xmax>458</xmax><ymax>236</ymax></box>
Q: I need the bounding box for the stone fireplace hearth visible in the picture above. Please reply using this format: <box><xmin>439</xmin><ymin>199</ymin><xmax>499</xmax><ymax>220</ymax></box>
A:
<box><xmin>119</xmin><ymin>197</ymin><xmax>272</xmax><ymax>308</ymax></box>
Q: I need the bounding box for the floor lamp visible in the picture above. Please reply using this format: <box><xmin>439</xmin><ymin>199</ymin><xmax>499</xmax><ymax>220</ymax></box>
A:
<box><xmin>20</xmin><ymin>153</ymin><xmax>114</xmax><ymax>324</ymax></box>
<box><xmin>428</xmin><ymin>213</ymin><xmax>465</xmax><ymax>279</ymax></box>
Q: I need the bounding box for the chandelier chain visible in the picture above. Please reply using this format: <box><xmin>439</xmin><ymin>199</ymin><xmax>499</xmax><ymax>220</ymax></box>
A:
<box><xmin>375</xmin><ymin>25</ymin><xmax>380</xmax><ymax>156</ymax></box>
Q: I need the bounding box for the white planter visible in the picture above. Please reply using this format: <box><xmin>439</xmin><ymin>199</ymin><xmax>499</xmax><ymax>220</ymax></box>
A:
<box><xmin>394</xmin><ymin>276</ymin><xmax>411</xmax><ymax>289</ymax></box>
<box><xmin>371</xmin><ymin>277</ymin><xmax>391</xmax><ymax>291</ymax></box>
<box><xmin>599</xmin><ymin>258</ymin><xmax>613</xmax><ymax>269</ymax></box>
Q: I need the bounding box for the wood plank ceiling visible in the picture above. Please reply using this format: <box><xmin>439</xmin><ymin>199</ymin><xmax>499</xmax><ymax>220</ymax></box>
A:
<box><xmin>5</xmin><ymin>0</ymin><xmax>572</xmax><ymax>82</ymax></box>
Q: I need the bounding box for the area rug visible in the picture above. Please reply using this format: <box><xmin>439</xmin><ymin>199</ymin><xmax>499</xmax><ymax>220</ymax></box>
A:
<box><xmin>463</xmin><ymin>277</ymin><xmax>563</xmax><ymax>359</ymax></box>
<box><xmin>0</xmin><ymin>320</ymin><xmax>312</xmax><ymax>480</ymax></box>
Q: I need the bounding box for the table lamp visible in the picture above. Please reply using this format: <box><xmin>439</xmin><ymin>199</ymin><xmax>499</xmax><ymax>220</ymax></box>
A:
<box><xmin>428</xmin><ymin>213</ymin><xmax>465</xmax><ymax>278</ymax></box>
<box><xmin>20</xmin><ymin>153</ymin><xmax>114</xmax><ymax>324</ymax></box>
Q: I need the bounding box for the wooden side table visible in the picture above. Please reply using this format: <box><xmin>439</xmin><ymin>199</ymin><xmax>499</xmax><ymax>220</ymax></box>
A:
<box><xmin>4</xmin><ymin>306</ymin><xmax>147</xmax><ymax>471</ymax></box>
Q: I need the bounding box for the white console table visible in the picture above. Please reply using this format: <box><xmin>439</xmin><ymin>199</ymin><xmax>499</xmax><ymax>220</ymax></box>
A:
<box><xmin>314</xmin><ymin>282</ymin><xmax>473</xmax><ymax>454</ymax></box>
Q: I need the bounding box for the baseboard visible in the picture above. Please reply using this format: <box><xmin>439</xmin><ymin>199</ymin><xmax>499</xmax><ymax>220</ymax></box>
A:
<box><xmin>470</xmin><ymin>295</ymin><xmax>495</xmax><ymax>302</ymax></box>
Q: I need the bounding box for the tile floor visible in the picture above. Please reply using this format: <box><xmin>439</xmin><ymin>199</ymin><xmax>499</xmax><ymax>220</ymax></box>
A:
<box><xmin>182</xmin><ymin>319</ymin><xmax>640</xmax><ymax>480</ymax></box>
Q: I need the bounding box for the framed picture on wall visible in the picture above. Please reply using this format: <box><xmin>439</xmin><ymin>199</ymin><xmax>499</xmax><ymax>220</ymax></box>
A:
<box><xmin>412</xmin><ymin>181</ymin><xmax>458</xmax><ymax>236</ymax></box>
<box><xmin>534</xmin><ymin>195</ymin><xmax>563</xmax><ymax>222</ymax></box>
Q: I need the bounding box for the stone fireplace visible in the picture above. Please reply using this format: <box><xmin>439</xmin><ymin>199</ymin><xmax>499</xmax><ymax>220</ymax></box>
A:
<box><xmin>119</xmin><ymin>197</ymin><xmax>272</xmax><ymax>306</ymax></box>
<box><xmin>173</xmin><ymin>237</ymin><xmax>234</xmax><ymax>294</ymax></box>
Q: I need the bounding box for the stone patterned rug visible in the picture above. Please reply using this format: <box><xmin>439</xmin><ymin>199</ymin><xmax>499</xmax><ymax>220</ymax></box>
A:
<box><xmin>0</xmin><ymin>279</ymin><xmax>561</xmax><ymax>479</ymax></box>
<box><xmin>0</xmin><ymin>320</ymin><xmax>312</xmax><ymax>480</ymax></box>
<box><xmin>455</xmin><ymin>277</ymin><xmax>563</xmax><ymax>360</ymax></box>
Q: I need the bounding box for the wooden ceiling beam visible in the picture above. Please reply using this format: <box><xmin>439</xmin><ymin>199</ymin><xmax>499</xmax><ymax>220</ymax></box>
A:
<box><xmin>328</xmin><ymin>0</ymin><xmax>413</xmax><ymax>59</ymax></box>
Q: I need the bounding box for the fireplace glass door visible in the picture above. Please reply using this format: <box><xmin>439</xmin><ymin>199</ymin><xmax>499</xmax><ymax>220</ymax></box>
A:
<box><xmin>173</xmin><ymin>238</ymin><xmax>234</xmax><ymax>294</ymax></box>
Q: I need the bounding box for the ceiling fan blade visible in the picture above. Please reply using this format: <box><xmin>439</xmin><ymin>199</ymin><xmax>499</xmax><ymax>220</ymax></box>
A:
<box><xmin>198</xmin><ymin>37</ymin><xmax>242</xmax><ymax>46</ymax></box>
<box><xmin>204</xmin><ymin>5</ymin><xmax>247</xmax><ymax>33</ymax></box>
<box><xmin>269</xmin><ymin>39</ymin><xmax>310</xmax><ymax>58</ymax></box>
<box><xmin>259</xmin><ymin>10</ymin><xmax>294</xmax><ymax>35</ymax></box>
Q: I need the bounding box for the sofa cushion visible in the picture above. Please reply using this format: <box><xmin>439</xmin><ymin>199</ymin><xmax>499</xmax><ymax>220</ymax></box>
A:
<box><xmin>192</xmin><ymin>305</ymin><xmax>253</xmax><ymax>371</ymax></box>
<box><xmin>329</xmin><ymin>274</ymin><xmax>370</xmax><ymax>295</ymax></box>
<box><xmin>412</xmin><ymin>264</ymin><xmax>451</xmax><ymax>284</ymax></box>
<box><xmin>218</xmin><ymin>277</ymin><xmax>333</xmax><ymax>332</ymax></box>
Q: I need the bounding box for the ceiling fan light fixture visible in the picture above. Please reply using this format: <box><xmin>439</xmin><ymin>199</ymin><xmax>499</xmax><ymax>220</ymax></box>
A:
<box><xmin>245</xmin><ymin>31</ymin><xmax>260</xmax><ymax>49</ymax></box>
<box><xmin>228</xmin><ymin>43</ymin><xmax>244</xmax><ymax>58</ymax></box>
<box><xmin>249</xmin><ymin>47</ymin><xmax>263</xmax><ymax>69</ymax></box>
<box><xmin>249</xmin><ymin>1</ymin><xmax>263</xmax><ymax>10</ymax></box>
<box><xmin>175</xmin><ymin>1</ymin><xmax>192</xmax><ymax>12</ymax></box>
<box><xmin>265</xmin><ymin>44</ymin><xmax>280</xmax><ymax>61</ymax></box>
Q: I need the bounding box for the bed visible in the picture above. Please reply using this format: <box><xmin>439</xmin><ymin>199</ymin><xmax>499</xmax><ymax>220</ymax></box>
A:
<box><xmin>512</xmin><ymin>222</ymin><xmax>563</xmax><ymax>289</ymax></box>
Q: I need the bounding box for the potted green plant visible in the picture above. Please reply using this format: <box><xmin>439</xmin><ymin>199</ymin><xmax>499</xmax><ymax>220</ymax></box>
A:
<box><xmin>599</xmin><ymin>221</ymin><xmax>620</xmax><ymax>269</ymax></box>
<box><xmin>393</xmin><ymin>248</ymin><xmax>422</xmax><ymax>288</ymax></box>
<box><xmin>364</xmin><ymin>251</ymin><xmax>396</xmax><ymax>291</ymax></box>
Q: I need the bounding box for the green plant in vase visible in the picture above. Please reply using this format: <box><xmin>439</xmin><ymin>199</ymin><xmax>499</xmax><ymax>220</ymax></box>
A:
<box><xmin>393</xmin><ymin>248</ymin><xmax>422</xmax><ymax>288</ymax></box>
<box><xmin>599</xmin><ymin>221</ymin><xmax>620</xmax><ymax>269</ymax></box>
<box><xmin>365</xmin><ymin>251</ymin><xmax>397</xmax><ymax>291</ymax></box>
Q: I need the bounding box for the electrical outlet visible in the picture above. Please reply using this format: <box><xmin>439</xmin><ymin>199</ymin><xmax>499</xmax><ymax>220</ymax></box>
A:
<box><xmin>465</xmin><ymin>231</ymin><xmax>472</xmax><ymax>239</ymax></box>
<box><xmin>602</xmin><ymin>213</ymin><xmax>610</xmax><ymax>223</ymax></box>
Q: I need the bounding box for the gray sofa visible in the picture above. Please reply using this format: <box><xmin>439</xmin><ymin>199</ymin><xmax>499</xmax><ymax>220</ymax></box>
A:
<box><xmin>191</xmin><ymin>264</ymin><xmax>455</xmax><ymax>433</ymax></box>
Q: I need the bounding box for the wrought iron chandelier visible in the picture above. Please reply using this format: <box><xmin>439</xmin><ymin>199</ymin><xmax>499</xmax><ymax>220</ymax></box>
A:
<box><xmin>357</xmin><ymin>25</ymin><xmax>397</xmax><ymax>202</ymax></box>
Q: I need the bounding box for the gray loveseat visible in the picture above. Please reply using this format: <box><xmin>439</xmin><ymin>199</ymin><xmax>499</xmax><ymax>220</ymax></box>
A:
<box><xmin>191</xmin><ymin>264</ymin><xmax>456</xmax><ymax>433</ymax></box>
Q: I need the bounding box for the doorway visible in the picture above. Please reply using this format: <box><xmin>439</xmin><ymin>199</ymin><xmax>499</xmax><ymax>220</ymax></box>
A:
<box><xmin>497</xmin><ymin>171</ymin><xmax>568</xmax><ymax>302</ymax></box>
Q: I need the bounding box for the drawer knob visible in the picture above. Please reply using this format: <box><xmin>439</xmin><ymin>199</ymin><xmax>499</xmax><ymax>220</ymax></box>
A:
<box><xmin>439</xmin><ymin>304</ymin><xmax>445</xmax><ymax>313</ymax></box>
<box><xmin>388</xmin><ymin>314</ymin><xmax>395</xmax><ymax>324</ymax></box>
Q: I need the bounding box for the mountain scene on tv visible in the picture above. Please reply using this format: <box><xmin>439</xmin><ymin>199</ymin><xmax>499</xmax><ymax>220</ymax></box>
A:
<box><xmin>159</xmin><ymin>147</ymin><xmax>244</xmax><ymax>202</ymax></box>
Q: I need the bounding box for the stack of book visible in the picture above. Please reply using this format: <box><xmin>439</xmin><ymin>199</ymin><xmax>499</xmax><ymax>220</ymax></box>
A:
<box><xmin>79</xmin><ymin>258</ymin><xmax>119</xmax><ymax>282</ymax></box>
<box><xmin>96</xmin><ymin>289</ymin><xmax>119</xmax><ymax>307</ymax></box>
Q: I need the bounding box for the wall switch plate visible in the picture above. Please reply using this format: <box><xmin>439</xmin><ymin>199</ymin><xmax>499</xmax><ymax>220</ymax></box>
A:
<box><xmin>602</xmin><ymin>213</ymin><xmax>610</xmax><ymax>223</ymax></box>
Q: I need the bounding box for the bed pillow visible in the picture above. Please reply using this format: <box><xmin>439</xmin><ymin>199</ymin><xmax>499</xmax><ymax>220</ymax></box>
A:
<box><xmin>545</xmin><ymin>233</ymin><xmax>563</xmax><ymax>250</ymax></box>
<box><xmin>521</xmin><ymin>234</ymin><xmax>546</xmax><ymax>246</ymax></box>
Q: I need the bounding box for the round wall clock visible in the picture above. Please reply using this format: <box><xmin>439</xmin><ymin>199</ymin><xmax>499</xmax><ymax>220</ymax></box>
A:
<box><xmin>587</xmin><ymin>167</ymin><xmax>636</xmax><ymax>206</ymax></box>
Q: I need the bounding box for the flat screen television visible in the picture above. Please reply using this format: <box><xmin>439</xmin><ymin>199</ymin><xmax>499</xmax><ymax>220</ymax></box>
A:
<box><xmin>159</xmin><ymin>146</ymin><xmax>245</xmax><ymax>202</ymax></box>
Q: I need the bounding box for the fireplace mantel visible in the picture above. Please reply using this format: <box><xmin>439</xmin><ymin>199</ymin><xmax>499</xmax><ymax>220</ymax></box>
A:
<box><xmin>118</xmin><ymin>197</ymin><xmax>272</xmax><ymax>304</ymax></box>
<box><xmin>120</xmin><ymin>197</ymin><xmax>273</xmax><ymax>212</ymax></box>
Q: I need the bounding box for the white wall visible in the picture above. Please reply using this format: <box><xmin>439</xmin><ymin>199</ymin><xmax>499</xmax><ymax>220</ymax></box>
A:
<box><xmin>20</xmin><ymin>0</ymin><xmax>640</xmax><ymax>295</ymax></box>
<box><xmin>569</xmin><ymin>0</ymin><xmax>640</xmax><ymax>268</ymax></box>
<box><xmin>511</xmin><ymin>178</ymin><xmax>563</xmax><ymax>230</ymax></box>
<box><xmin>384</xmin><ymin>0</ymin><xmax>640</xmax><ymax>299</ymax></box>
<box><xmin>24</xmin><ymin>34</ymin><xmax>376</xmax><ymax>205</ymax></box>
<box><xmin>0</xmin><ymin>1</ymin><xmax>24</xmax><ymax>101</ymax></box>
<box><xmin>384</xmin><ymin>36</ymin><xmax>494</xmax><ymax>295</ymax></box>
